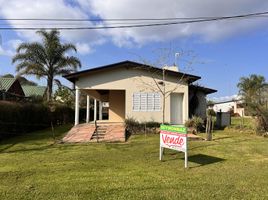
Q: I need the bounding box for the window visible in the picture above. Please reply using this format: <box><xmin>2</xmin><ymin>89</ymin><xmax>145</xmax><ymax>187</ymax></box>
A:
<box><xmin>133</xmin><ymin>92</ymin><xmax>161</xmax><ymax>111</ymax></box>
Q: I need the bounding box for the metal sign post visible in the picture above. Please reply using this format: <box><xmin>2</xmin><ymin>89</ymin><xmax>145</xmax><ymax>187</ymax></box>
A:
<box><xmin>159</xmin><ymin>124</ymin><xmax>188</xmax><ymax>168</ymax></box>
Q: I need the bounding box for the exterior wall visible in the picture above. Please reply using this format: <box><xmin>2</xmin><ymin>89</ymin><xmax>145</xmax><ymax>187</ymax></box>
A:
<box><xmin>189</xmin><ymin>90</ymin><xmax>207</xmax><ymax>119</ymax></box>
<box><xmin>8</xmin><ymin>80</ymin><xmax>25</xmax><ymax>96</ymax></box>
<box><xmin>76</xmin><ymin>67</ymin><xmax>189</xmax><ymax>123</ymax></box>
<box><xmin>209</xmin><ymin>100</ymin><xmax>245</xmax><ymax>117</ymax></box>
<box><xmin>211</xmin><ymin>101</ymin><xmax>236</xmax><ymax>112</ymax></box>
<box><xmin>109</xmin><ymin>90</ymin><xmax>125</xmax><ymax>122</ymax></box>
<box><xmin>236</xmin><ymin>108</ymin><xmax>245</xmax><ymax>117</ymax></box>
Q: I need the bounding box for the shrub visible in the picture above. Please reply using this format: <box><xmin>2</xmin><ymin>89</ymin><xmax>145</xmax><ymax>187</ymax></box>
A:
<box><xmin>185</xmin><ymin>116</ymin><xmax>204</xmax><ymax>133</ymax></box>
<box><xmin>0</xmin><ymin>101</ymin><xmax>75</xmax><ymax>138</ymax></box>
<box><xmin>207</xmin><ymin>109</ymin><xmax>216</xmax><ymax>116</ymax></box>
<box><xmin>254</xmin><ymin>112</ymin><xmax>268</xmax><ymax>136</ymax></box>
<box><xmin>125</xmin><ymin>118</ymin><xmax>160</xmax><ymax>134</ymax></box>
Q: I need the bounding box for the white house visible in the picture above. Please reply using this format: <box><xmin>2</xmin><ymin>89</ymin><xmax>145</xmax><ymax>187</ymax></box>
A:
<box><xmin>64</xmin><ymin>60</ymin><xmax>217</xmax><ymax>125</ymax></box>
<box><xmin>208</xmin><ymin>99</ymin><xmax>245</xmax><ymax>116</ymax></box>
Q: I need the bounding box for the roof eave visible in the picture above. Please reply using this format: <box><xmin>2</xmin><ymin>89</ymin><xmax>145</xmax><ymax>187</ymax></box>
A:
<box><xmin>63</xmin><ymin>60</ymin><xmax>201</xmax><ymax>83</ymax></box>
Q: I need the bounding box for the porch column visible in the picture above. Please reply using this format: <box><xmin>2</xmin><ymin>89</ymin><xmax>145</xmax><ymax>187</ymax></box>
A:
<box><xmin>75</xmin><ymin>87</ymin><xmax>80</xmax><ymax>126</ymax></box>
<box><xmin>99</xmin><ymin>101</ymin><xmax>103</xmax><ymax>120</ymax></box>
<box><xmin>86</xmin><ymin>95</ymin><xmax>90</xmax><ymax>123</ymax></box>
<box><xmin>94</xmin><ymin>99</ymin><xmax>97</xmax><ymax>121</ymax></box>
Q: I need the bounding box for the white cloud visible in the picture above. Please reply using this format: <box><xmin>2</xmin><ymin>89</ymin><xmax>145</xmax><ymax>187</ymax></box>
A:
<box><xmin>0</xmin><ymin>39</ymin><xmax>23</xmax><ymax>56</ymax></box>
<box><xmin>0</xmin><ymin>46</ymin><xmax>12</xmax><ymax>56</ymax></box>
<box><xmin>7</xmin><ymin>39</ymin><xmax>23</xmax><ymax>50</ymax></box>
<box><xmin>76</xmin><ymin>42</ymin><xmax>92</xmax><ymax>55</ymax></box>
<box><xmin>88</xmin><ymin>0</ymin><xmax>268</xmax><ymax>45</ymax></box>
<box><xmin>0</xmin><ymin>0</ymin><xmax>102</xmax><ymax>54</ymax></box>
<box><xmin>0</xmin><ymin>0</ymin><xmax>268</xmax><ymax>50</ymax></box>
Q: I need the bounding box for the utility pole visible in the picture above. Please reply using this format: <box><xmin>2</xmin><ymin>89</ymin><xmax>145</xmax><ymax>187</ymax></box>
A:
<box><xmin>162</xmin><ymin>68</ymin><xmax>166</xmax><ymax>124</ymax></box>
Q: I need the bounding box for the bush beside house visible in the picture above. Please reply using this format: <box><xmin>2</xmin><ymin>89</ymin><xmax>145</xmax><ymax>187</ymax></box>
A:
<box><xmin>125</xmin><ymin>118</ymin><xmax>161</xmax><ymax>135</ymax></box>
<box><xmin>0</xmin><ymin>101</ymin><xmax>74</xmax><ymax>138</ymax></box>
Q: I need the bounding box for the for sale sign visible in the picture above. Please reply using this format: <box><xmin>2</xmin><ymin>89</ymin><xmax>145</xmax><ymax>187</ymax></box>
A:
<box><xmin>160</xmin><ymin>124</ymin><xmax>188</xmax><ymax>168</ymax></box>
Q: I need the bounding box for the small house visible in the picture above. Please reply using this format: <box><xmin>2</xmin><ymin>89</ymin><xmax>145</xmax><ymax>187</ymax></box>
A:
<box><xmin>64</xmin><ymin>60</ymin><xmax>217</xmax><ymax>125</ymax></box>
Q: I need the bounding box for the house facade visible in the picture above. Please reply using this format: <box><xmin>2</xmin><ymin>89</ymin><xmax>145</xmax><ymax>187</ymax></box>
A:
<box><xmin>0</xmin><ymin>77</ymin><xmax>25</xmax><ymax>100</ymax></box>
<box><xmin>64</xmin><ymin>60</ymin><xmax>216</xmax><ymax>125</ymax></box>
<box><xmin>189</xmin><ymin>85</ymin><xmax>217</xmax><ymax>119</ymax></box>
<box><xmin>208</xmin><ymin>99</ymin><xmax>245</xmax><ymax>117</ymax></box>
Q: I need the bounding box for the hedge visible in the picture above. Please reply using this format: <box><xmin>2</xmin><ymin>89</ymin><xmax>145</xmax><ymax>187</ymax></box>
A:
<box><xmin>125</xmin><ymin>118</ymin><xmax>161</xmax><ymax>135</ymax></box>
<box><xmin>0</xmin><ymin>101</ymin><xmax>74</xmax><ymax>138</ymax></box>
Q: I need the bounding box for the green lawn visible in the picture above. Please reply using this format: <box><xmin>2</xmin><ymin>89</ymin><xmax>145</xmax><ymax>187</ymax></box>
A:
<box><xmin>231</xmin><ymin>116</ymin><xmax>255</xmax><ymax>130</ymax></box>
<box><xmin>0</xmin><ymin>126</ymin><xmax>267</xmax><ymax>200</ymax></box>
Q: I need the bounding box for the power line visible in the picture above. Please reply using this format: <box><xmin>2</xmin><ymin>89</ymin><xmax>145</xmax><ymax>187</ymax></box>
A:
<box><xmin>0</xmin><ymin>11</ymin><xmax>268</xmax><ymax>30</ymax></box>
<box><xmin>1</xmin><ymin>11</ymin><xmax>268</xmax><ymax>21</ymax></box>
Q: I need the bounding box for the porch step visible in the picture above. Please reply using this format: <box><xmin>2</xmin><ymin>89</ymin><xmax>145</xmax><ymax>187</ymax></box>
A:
<box><xmin>90</xmin><ymin>122</ymin><xmax>125</xmax><ymax>142</ymax></box>
<box><xmin>90</xmin><ymin>125</ymin><xmax>107</xmax><ymax>141</ymax></box>
<box><xmin>62</xmin><ymin>123</ymin><xmax>95</xmax><ymax>143</ymax></box>
<box><xmin>62</xmin><ymin>122</ymin><xmax>126</xmax><ymax>143</ymax></box>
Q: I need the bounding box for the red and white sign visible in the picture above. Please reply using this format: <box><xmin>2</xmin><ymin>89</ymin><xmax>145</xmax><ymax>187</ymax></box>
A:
<box><xmin>159</xmin><ymin>125</ymin><xmax>188</xmax><ymax>168</ymax></box>
<box><xmin>160</xmin><ymin>131</ymin><xmax>187</xmax><ymax>152</ymax></box>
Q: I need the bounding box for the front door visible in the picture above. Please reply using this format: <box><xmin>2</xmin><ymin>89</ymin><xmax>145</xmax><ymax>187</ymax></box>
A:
<box><xmin>170</xmin><ymin>93</ymin><xmax>183</xmax><ymax>124</ymax></box>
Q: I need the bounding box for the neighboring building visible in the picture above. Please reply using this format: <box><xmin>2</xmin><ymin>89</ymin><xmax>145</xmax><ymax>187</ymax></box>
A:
<box><xmin>21</xmin><ymin>85</ymin><xmax>46</xmax><ymax>98</ymax></box>
<box><xmin>0</xmin><ymin>77</ymin><xmax>46</xmax><ymax>101</ymax></box>
<box><xmin>208</xmin><ymin>99</ymin><xmax>245</xmax><ymax>116</ymax></box>
<box><xmin>189</xmin><ymin>85</ymin><xmax>217</xmax><ymax>119</ymax></box>
<box><xmin>64</xmin><ymin>60</ymin><xmax>217</xmax><ymax>125</ymax></box>
<box><xmin>0</xmin><ymin>77</ymin><xmax>25</xmax><ymax>100</ymax></box>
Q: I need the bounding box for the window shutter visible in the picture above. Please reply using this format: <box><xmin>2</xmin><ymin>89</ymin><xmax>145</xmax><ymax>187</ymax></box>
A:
<box><xmin>140</xmin><ymin>93</ymin><xmax>147</xmax><ymax>111</ymax></box>
<box><xmin>133</xmin><ymin>93</ymin><xmax>141</xmax><ymax>111</ymax></box>
<box><xmin>147</xmin><ymin>93</ymin><xmax>154</xmax><ymax>111</ymax></box>
<box><xmin>133</xmin><ymin>92</ymin><xmax>161</xmax><ymax>111</ymax></box>
<box><xmin>154</xmin><ymin>93</ymin><xmax>161</xmax><ymax>111</ymax></box>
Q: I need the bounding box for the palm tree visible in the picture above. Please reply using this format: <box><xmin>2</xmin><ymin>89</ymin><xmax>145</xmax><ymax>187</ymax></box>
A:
<box><xmin>237</xmin><ymin>74</ymin><xmax>268</xmax><ymax>133</ymax></box>
<box><xmin>12</xmin><ymin>29</ymin><xmax>81</xmax><ymax>101</ymax></box>
<box><xmin>237</xmin><ymin>74</ymin><xmax>267</xmax><ymax>104</ymax></box>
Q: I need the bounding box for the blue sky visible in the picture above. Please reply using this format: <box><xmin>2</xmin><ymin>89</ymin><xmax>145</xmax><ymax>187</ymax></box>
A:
<box><xmin>0</xmin><ymin>0</ymin><xmax>268</xmax><ymax>101</ymax></box>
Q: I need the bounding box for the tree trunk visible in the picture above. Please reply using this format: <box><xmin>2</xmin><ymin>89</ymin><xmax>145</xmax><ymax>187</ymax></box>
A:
<box><xmin>207</xmin><ymin>116</ymin><xmax>212</xmax><ymax>141</ymax></box>
<box><xmin>47</xmin><ymin>77</ymin><xmax>53</xmax><ymax>102</ymax></box>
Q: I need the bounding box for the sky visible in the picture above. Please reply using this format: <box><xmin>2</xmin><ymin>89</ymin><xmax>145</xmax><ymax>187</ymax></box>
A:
<box><xmin>0</xmin><ymin>0</ymin><xmax>268</xmax><ymax>101</ymax></box>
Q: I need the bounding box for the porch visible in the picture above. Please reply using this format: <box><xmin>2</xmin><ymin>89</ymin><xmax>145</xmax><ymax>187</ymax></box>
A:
<box><xmin>64</xmin><ymin>88</ymin><xmax>126</xmax><ymax>143</ymax></box>
<box><xmin>62</xmin><ymin>121</ymin><xmax>126</xmax><ymax>143</ymax></box>
<box><xmin>74</xmin><ymin>88</ymin><xmax>126</xmax><ymax>125</ymax></box>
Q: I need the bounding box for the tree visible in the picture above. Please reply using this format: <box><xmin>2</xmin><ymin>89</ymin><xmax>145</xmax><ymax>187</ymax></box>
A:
<box><xmin>12</xmin><ymin>29</ymin><xmax>81</xmax><ymax>101</ymax></box>
<box><xmin>54</xmin><ymin>86</ymin><xmax>74</xmax><ymax>107</ymax></box>
<box><xmin>1</xmin><ymin>74</ymin><xmax>14</xmax><ymax>78</ymax></box>
<box><xmin>134</xmin><ymin>48</ymin><xmax>200</xmax><ymax>124</ymax></box>
<box><xmin>237</xmin><ymin>74</ymin><xmax>267</xmax><ymax>105</ymax></box>
<box><xmin>237</xmin><ymin>74</ymin><xmax>268</xmax><ymax>134</ymax></box>
<box><xmin>1</xmin><ymin>74</ymin><xmax>37</xmax><ymax>86</ymax></box>
<box><xmin>17</xmin><ymin>76</ymin><xmax>37</xmax><ymax>86</ymax></box>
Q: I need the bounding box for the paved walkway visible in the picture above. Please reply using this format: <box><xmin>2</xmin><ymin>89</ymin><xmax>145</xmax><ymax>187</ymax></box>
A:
<box><xmin>62</xmin><ymin>122</ymin><xmax>126</xmax><ymax>143</ymax></box>
<box><xmin>62</xmin><ymin>123</ymin><xmax>95</xmax><ymax>143</ymax></box>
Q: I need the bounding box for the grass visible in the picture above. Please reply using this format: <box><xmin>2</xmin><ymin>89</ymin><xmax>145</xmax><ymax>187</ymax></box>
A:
<box><xmin>0</xmin><ymin>125</ymin><xmax>267</xmax><ymax>200</ymax></box>
<box><xmin>231</xmin><ymin>116</ymin><xmax>255</xmax><ymax>130</ymax></box>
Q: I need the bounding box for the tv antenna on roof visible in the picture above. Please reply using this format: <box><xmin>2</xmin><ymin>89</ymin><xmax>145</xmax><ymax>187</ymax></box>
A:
<box><xmin>175</xmin><ymin>52</ymin><xmax>180</xmax><ymax>70</ymax></box>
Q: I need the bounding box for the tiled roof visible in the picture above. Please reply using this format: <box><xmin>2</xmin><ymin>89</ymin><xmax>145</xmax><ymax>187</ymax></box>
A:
<box><xmin>21</xmin><ymin>85</ymin><xmax>46</xmax><ymax>97</ymax></box>
<box><xmin>0</xmin><ymin>78</ymin><xmax>16</xmax><ymax>91</ymax></box>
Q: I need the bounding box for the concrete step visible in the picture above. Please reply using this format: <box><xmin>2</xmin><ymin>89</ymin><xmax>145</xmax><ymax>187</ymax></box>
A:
<box><xmin>63</xmin><ymin>122</ymin><xmax>125</xmax><ymax>143</ymax></box>
<box><xmin>92</xmin><ymin>134</ymin><xmax>105</xmax><ymax>137</ymax></box>
<box><xmin>97</xmin><ymin>127</ymin><xmax>107</xmax><ymax>130</ymax></box>
<box><xmin>92</xmin><ymin>133</ymin><xmax>105</xmax><ymax>136</ymax></box>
